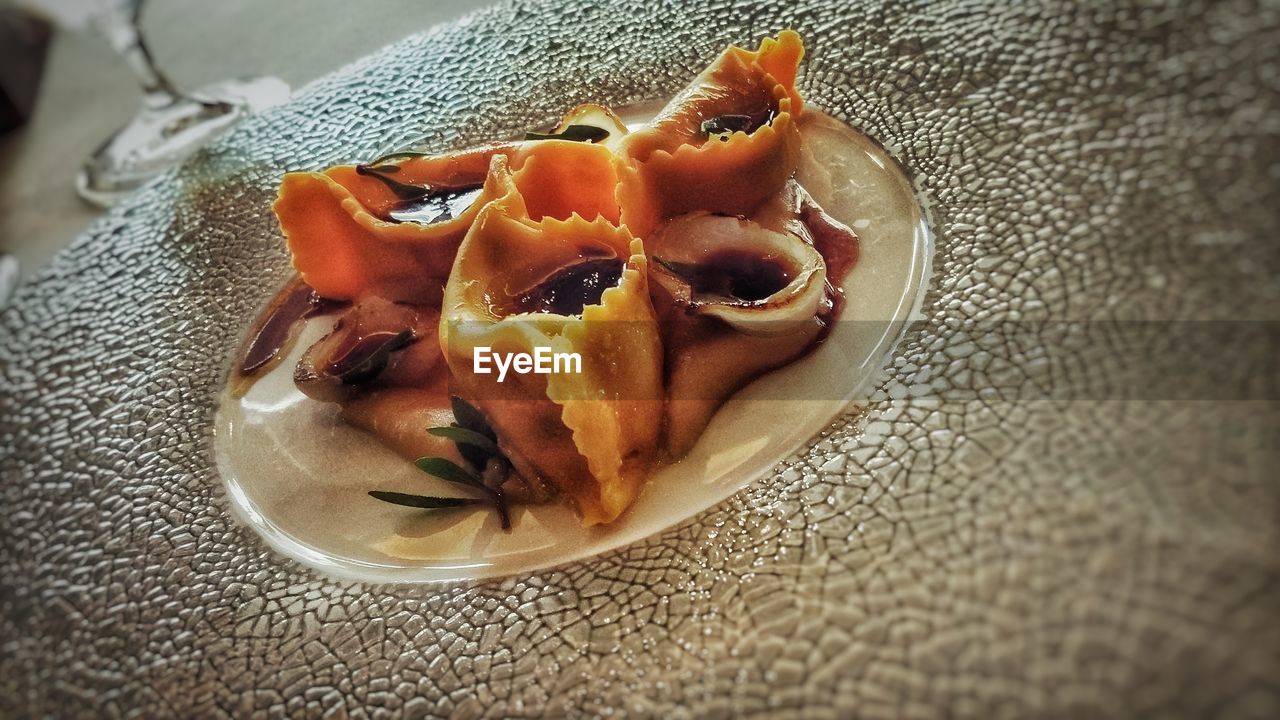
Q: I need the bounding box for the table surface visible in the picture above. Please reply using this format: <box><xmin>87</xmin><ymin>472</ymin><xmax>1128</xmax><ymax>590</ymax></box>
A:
<box><xmin>0</xmin><ymin>0</ymin><xmax>492</xmax><ymax>282</ymax></box>
<box><xmin>2</xmin><ymin>2</ymin><xmax>1277</xmax><ymax>716</ymax></box>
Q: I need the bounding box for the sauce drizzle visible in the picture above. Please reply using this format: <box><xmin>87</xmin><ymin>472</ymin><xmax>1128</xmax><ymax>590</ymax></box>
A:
<box><xmin>237</xmin><ymin>278</ymin><xmax>346</xmax><ymax>378</ymax></box>
<box><xmin>657</xmin><ymin>250</ymin><xmax>794</xmax><ymax>305</ymax></box>
<box><xmin>798</xmin><ymin>195</ymin><xmax>860</xmax><ymax>323</ymax></box>
<box><xmin>387</xmin><ymin>186</ymin><xmax>485</xmax><ymax>225</ymax></box>
<box><xmin>513</xmin><ymin>258</ymin><xmax>625</xmax><ymax>316</ymax></box>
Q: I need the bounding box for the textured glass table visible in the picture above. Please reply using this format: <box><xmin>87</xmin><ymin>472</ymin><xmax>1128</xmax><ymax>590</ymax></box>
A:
<box><xmin>1</xmin><ymin>1</ymin><xmax>1277</xmax><ymax>717</ymax></box>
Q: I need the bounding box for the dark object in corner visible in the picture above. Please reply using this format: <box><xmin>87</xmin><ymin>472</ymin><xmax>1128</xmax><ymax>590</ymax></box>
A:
<box><xmin>0</xmin><ymin>7</ymin><xmax>52</xmax><ymax>134</ymax></box>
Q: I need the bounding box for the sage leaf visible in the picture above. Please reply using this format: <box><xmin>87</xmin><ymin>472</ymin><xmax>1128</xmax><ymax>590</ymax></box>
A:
<box><xmin>427</xmin><ymin>426</ymin><xmax>500</xmax><ymax>457</ymax></box>
<box><xmin>368</xmin><ymin>491</ymin><xmax>482</xmax><ymax>509</ymax></box>
<box><xmin>414</xmin><ymin>456</ymin><xmax>486</xmax><ymax>489</ymax></box>
<box><xmin>525</xmin><ymin>124</ymin><xmax>610</xmax><ymax>143</ymax></box>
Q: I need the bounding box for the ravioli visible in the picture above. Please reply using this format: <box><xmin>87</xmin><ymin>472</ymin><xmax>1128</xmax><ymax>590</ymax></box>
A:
<box><xmin>618</xmin><ymin>30</ymin><xmax>805</xmax><ymax>235</ymax></box>
<box><xmin>242</xmin><ymin>31</ymin><xmax>861</xmax><ymax>527</ymax></box>
<box><xmin>274</xmin><ymin>143</ymin><xmax>514</xmax><ymax>304</ymax></box>
<box><xmin>441</xmin><ymin>152</ymin><xmax>663</xmax><ymax>525</ymax></box>
<box><xmin>647</xmin><ymin>211</ymin><xmax>832</xmax><ymax>455</ymax></box>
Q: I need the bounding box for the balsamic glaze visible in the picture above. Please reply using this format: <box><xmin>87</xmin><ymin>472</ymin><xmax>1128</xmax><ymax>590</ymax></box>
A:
<box><xmin>354</xmin><ymin>163</ymin><xmax>484</xmax><ymax>226</ymax></box>
<box><xmin>387</xmin><ymin>186</ymin><xmax>485</xmax><ymax>225</ymax></box>
<box><xmin>237</xmin><ymin>279</ymin><xmax>347</xmax><ymax>377</ymax></box>
<box><xmin>324</xmin><ymin>329</ymin><xmax>416</xmax><ymax>385</ymax></box>
<box><xmin>700</xmin><ymin>109</ymin><xmax>777</xmax><ymax>139</ymax></box>
<box><xmin>513</xmin><ymin>258</ymin><xmax>625</xmax><ymax>316</ymax></box>
<box><xmin>659</xmin><ymin>249</ymin><xmax>794</xmax><ymax>304</ymax></box>
<box><xmin>525</xmin><ymin>124</ymin><xmax>610</xmax><ymax>143</ymax></box>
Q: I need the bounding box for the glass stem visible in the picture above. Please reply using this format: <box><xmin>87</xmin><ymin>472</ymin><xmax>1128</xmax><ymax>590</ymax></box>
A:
<box><xmin>97</xmin><ymin>3</ymin><xmax>183</xmax><ymax>109</ymax></box>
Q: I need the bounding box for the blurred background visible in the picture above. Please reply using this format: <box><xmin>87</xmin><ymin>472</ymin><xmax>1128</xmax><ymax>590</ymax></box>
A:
<box><xmin>0</xmin><ymin>0</ymin><xmax>492</xmax><ymax>291</ymax></box>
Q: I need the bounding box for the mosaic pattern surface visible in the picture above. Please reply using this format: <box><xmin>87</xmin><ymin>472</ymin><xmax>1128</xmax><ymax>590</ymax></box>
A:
<box><xmin>2</xmin><ymin>0</ymin><xmax>1277</xmax><ymax>717</ymax></box>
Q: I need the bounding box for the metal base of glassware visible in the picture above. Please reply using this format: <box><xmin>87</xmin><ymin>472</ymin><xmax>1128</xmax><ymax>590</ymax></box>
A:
<box><xmin>76</xmin><ymin>75</ymin><xmax>290</xmax><ymax>208</ymax></box>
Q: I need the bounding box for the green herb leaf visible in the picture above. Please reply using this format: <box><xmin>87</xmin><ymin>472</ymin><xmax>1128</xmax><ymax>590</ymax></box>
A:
<box><xmin>525</xmin><ymin>124</ymin><xmax>610</xmax><ymax>143</ymax></box>
<box><xmin>377</xmin><ymin>398</ymin><xmax>515</xmax><ymax>531</ymax></box>
<box><xmin>414</xmin><ymin>456</ymin><xmax>486</xmax><ymax>489</ymax></box>
<box><xmin>427</xmin><ymin>426</ymin><xmax>500</xmax><ymax>456</ymax></box>
<box><xmin>368</xmin><ymin>491</ymin><xmax>483</xmax><ymax>509</ymax></box>
<box><xmin>447</xmin><ymin>396</ymin><xmax>501</xmax><ymax>471</ymax></box>
<box><xmin>333</xmin><ymin>330</ymin><xmax>414</xmax><ymax>385</ymax></box>
<box><xmin>651</xmin><ymin>256</ymin><xmax>680</xmax><ymax>274</ymax></box>
<box><xmin>368</xmin><ymin>150</ymin><xmax>430</xmax><ymax>166</ymax></box>
<box><xmin>450</xmin><ymin>396</ymin><xmax>497</xmax><ymax>440</ymax></box>
<box><xmin>354</xmin><ymin>164</ymin><xmax>431</xmax><ymax>201</ymax></box>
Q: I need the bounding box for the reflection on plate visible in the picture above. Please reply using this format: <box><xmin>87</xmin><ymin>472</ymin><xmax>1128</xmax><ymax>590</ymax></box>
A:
<box><xmin>215</xmin><ymin>112</ymin><xmax>932</xmax><ymax>582</ymax></box>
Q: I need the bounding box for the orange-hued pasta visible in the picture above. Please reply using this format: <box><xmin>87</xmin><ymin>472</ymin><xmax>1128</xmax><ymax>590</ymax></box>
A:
<box><xmin>619</xmin><ymin>31</ymin><xmax>805</xmax><ymax>234</ymax></box>
<box><xmin>273</xmin><ymin>145</ymin><xmax>512</xmax><ymax>305</ymax></box>
<box><xmin>647</xmin><ymin>212</ymin><xmax>833</xmax><ymax>454</ymax></box>
<box><xmin>441</xmin><ymin>154</ymin><xmax>663</xmax><ymax>526</ymax></box>
<box><xmin>508</xmin><ymin>141</ymin><xmax>622</xmax><ymax>224</ymax></box>
<box><xmin>273</xmin><ymin>102</ymin><xmax>634</xmax><ymax>305</ymax></box>
<box><xmin>245</xmin><ymin>31</ymin><xmax>862</xmax><ymax>528</ymax></box>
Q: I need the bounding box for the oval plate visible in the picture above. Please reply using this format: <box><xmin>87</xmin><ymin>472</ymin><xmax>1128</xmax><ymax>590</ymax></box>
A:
<box><xmin>1</xmin><ymin>1</ymin><xmax>1276</xmax><ymax>716</ymax></box>
<box><xmin>214</xmin><ymin>111</ymin><xmax>932</xmax><ymax>583</ymax></box>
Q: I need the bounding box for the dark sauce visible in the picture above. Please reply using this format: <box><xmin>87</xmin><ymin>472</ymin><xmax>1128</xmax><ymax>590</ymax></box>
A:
<box><xmin>512</xmin><ymin>258</ymin><xmax>625</xmax><ymax>316</ymax></box>
<box><xmin>355</xmin><ymin>163</ymin><xmax>485</xmax><ymax>226</ymax></box>
<box><xmin>324</xmin><ymin>329</ymin><xmax>416</xmax><ymax>385</ymax></box>
<box><xmin>798</xmin><ymin>197</ymin><xmax>860</xmax><ymax>323</ymax></box>
<box><xmin>387</xmin><ymin>185</ymin><xmax>485</xmax><ymax>225</ymax></box>
<box><xmin>700</xmin><ymin>110</ymin><xmax>776</xmax><ymax>139</ymax></box>
<box><xmin>658</xmin><ymin>249</ymin><xmax>794</xmax><ymax>305</ymax></box>
<box><xmin>237</xmin><ymin>278</ymin><xmax>347</xmax><ymax>377</ymax></box>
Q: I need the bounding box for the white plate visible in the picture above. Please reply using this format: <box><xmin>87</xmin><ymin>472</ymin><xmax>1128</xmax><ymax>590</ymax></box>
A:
<box><xmin>215</xmin><ymin>112</ymin><xmax>933</xmax><ymax>582</ymax></box>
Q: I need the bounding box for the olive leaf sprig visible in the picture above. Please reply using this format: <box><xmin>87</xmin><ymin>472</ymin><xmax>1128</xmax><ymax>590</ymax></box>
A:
<box><xmin>651</xmin><ymin>256</ymin><xmax>686</xmax><ymax>275</ymax></box>
<box><xmin>363</xmin><ymin>120</ymin><xmax>608</xmax><ymax>177</ymax></box>
<box><xmin>353</xmin><ymin>163</ymin><xmax>433</xmax><ymax>202</ymax></box>
<box><xmin>524</xmin><ymin>124</ymin><xmax>610</xmax><ymax>143</ymax></box>
<box><xmin>369</xmin><ymin>396</ymin><xmax>513</xmax><ymax>530</ymax></box>
<box><xmin>365</xmin><ymin>150</ymin><xmax>431</xmax><ymax>167</ymax></box>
